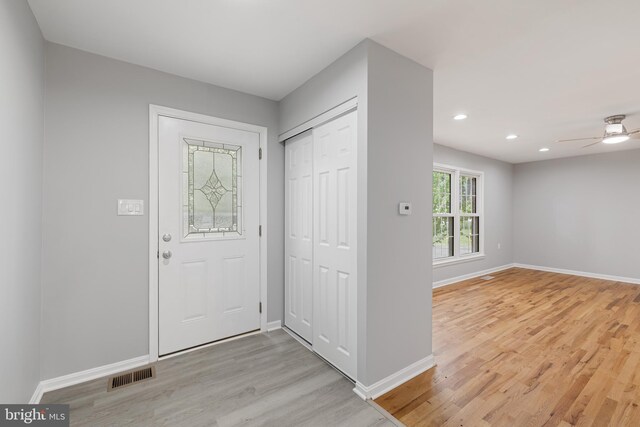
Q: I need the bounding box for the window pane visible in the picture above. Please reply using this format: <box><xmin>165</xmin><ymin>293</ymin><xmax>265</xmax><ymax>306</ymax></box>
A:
<box><xmin>433</xmin><ymin>171</ymin><xmax>452</xmax><ymax>214</ymax></box>
<box><xmin>433</xmin><ymin>217</ymin><xmax>454</xmax><ymax>259</ymax></box>
<box><xmin>183</xmin><ymin>138</ymin><xmax>242</xmax><ymax>237</ymax></box>
<box><xmin>460</xmin><ymin>216</ymin><xmax>480</xmax><ymax>255</ymax></box>
<box><xmin>460</xmin><ymin>175</ymin><xmax>477</xmax><ymax>214</ymax></box>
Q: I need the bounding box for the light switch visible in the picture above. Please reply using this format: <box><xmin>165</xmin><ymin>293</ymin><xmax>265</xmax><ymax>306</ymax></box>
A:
<box><xmin>118</xmin><ymin>199</ymin><xmax>144</xmax><ymax>216</ymax></box>
<box><xmin>398</xmin><ymin>202</ymin><xmax>412</xmax><ymax>215</ymax></box>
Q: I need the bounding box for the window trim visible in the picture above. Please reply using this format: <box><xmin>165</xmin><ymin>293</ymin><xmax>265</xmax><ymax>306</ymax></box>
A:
<box><xmin>432</xmin><ymin>163</ymin><xmax>485</xmax><ymax>267</ymax></box>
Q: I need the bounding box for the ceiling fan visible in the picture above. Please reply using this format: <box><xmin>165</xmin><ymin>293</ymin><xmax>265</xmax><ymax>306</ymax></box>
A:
<box><xmin>557</xmin><ymin>115</ymin><xmax>640</xmax><ymax>147</ymax></box>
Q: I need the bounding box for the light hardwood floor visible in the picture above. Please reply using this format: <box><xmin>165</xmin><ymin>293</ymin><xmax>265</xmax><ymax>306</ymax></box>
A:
<box><xmin>376</xmin><ymin>268</ymin><xmax>640</xmax><ymax>426</ymax></box>
<box><xmin>42</xmin><ymin>330</ymin><xmax>393</xmax><ymax>426</ymax></box>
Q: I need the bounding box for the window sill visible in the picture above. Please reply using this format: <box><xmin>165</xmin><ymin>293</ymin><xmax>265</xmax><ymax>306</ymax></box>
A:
<box><xmin>433</xmin><ymin>254</ymin><xmax>485</xmax><ymax>269</ymax></box>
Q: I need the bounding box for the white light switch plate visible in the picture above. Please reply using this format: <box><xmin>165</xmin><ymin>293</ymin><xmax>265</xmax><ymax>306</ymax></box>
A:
<box><xmin>399</xmin><ymin>202</ymin><xmax>412</xmax><ymax>215</ymax></box>
<box><xmin>118</xmin><ymin>199</ymin><xmax>144</xmax><ymax>216</ymax></box>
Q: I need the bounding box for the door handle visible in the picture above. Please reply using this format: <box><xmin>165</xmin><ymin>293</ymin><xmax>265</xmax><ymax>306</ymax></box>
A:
<box><xmin>162</xmin><ymin>250</ymin><xmax>172</xmax><ymax>260</ymax></box>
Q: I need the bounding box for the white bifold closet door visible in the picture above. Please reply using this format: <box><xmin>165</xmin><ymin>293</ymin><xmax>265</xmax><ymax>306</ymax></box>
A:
<box><xmin>284</xmin><ymin>110</ymin><xmax>357</xmax><ymax>379</ymax></box>
<box><xmin>285</xmin><ymin>131</ymin><xmax>314</xmax><ymax>343</ymax></box>
<box><xmin>312</xmin><ymin>111</ymin><xmax>358</xmax><ymax>379</ymax></box>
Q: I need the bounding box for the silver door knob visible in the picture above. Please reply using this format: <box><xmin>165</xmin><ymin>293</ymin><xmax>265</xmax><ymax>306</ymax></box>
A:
<box><xmin>162</xmin><ymin>250</ymin><xmax>172</xmax><ymax>260</ymax></box>
<box><xmin>162</xmin><ymin>234</ymin><xmax>172</xmax><ymax>242</ymax></box>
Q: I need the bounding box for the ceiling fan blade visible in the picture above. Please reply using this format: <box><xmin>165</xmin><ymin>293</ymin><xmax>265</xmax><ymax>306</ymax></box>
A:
<box><xmin>582</xmin><ymin>141</ymin><xmax>601</xmax><ymax>148</ymax></box>
<box><xmin>628</xmin><ymin>129</ymin><xmax>640</xmax><ymax>135</ymax></box>
<box><xmin>556</xmin><ymin>137</ymin><xmax>602</xmax><ymax>143</ymax></box>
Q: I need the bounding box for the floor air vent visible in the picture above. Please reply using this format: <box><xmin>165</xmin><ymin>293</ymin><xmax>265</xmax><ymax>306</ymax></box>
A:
<box><xmin>480</xmin><ymin>275</ymin><xmax>495</xmax><ymax>281</ymax></box>
<box><xmin>108</xmin><ymin>366</ymin><xmax>156</xmax><ymax>391</ymax></box>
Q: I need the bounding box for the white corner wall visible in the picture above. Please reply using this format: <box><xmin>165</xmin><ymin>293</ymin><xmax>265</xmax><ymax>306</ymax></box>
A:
<box><xmin>514</xmin><ymin>149</ymin><xmax>640</xmax><ymax>280</ymax></box>
<box><xmin>0</xmin><ymin>0</ymin><xmax>45</xmax><ymax>403</ymax></box>
<box><xmin>432</xmin><ymin>144</ymin><xmax>514</xmax><ymax>285</ymax></box>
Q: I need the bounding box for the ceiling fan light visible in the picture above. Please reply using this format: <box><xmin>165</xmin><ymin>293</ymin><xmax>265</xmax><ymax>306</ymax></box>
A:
<box><xmin>605</xmin><ymin>123</ymin><xmax>625</xmax><ymax>134</ymax></box>
<box><xmin>602</xmin><ymin>134</ymin><xmax>629</xmax><ymax>144</ymax></box>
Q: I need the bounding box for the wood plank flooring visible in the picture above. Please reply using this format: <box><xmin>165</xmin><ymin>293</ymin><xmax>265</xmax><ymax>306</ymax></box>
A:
<box><xmin>42</xmin><ymin>330</ymin><xmax>392</xmax><ymax>426</ymax></box>
<box><xmin>376</xmin><ymin>268</ymin><xmax>640</xmax><ymax>426</ymax></box>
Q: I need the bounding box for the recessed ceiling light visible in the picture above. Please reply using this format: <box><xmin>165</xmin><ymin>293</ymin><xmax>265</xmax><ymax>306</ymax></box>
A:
<box><xmin>506</xmin><ymin>134</ymin><xmax>518</xmax><ymax>140</ymax></box>
<box><xmin>453</xmin><ymin>114</ymin><xmax>467</xmax><ymax>121</ymax></box>
<box><xmin>539</xmin><ymin>147</ymin><xmax>550</xmax><ymax>152</ymax></box>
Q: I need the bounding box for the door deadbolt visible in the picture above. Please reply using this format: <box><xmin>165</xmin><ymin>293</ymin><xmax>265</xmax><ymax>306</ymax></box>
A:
<box><xmin>162</xmin><ymin>234</ymin><xmax>172</xmax><ymax>242</ymax></box>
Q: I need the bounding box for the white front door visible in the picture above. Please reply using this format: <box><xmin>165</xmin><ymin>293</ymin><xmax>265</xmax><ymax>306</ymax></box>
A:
<box><xmin>158</xmin><ymin>115</ymin><xmax>260</xmax><ymax>356</ymax></box>
<box><xmin>312</xmin><ymin>110</ymin><xmax>357</xmax><ymax>379</ymax></box>
<box><xmin>285</xmin><ymin>131</ymin><xmax>314</xmax><ymax>343</ymax></box>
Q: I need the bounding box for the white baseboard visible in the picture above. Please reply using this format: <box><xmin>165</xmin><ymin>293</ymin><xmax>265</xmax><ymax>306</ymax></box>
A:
<box><xmin>31</xmin><ymin>355</ymin><xmax>150</xmax><ymax>403</ymax></box>
<box><xmin>432</xmin><ymin>262</ymin><xmax>639</xmax><ymax>288</ymax></box>
<box><xmin>29</xmin><ymin>382</ymin><xmax>44</xmax><ymax>404</ymax></box>
<box><xmin>354</xmin><ymin>354</ymin><xmax>436</xmax><ymax>400</ymax></box>
<box><xmin>514</xmin><ymin>263</ymin><xmax>640</xmax><ymax>285</ymax></box>
<box><xmin>266</xmin><ymin>320</ymin><xmax>282</xmax><ymax>331</ymax></box>
<box><xmin>433</xmin><ymin>264</ymin><xmax>515</xmax><ymax>289</ymax></box>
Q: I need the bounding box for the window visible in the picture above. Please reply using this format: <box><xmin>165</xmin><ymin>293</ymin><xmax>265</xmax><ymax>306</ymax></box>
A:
<box><xmin>183</xmin><ymin>137</ymin><xmax>242</xmax><ymax>238</ymax></box>
<box><xmin>433</xmin><ymin>164</ymin><xmax>483</xmax><ymax>265</ymax></box>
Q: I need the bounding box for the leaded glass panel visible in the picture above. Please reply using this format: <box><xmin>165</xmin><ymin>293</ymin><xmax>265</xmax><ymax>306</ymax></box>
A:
<box><xmin>183</xmin><ymin>138</ymin><xmax>242</xmax><ymax>237</ymax></box>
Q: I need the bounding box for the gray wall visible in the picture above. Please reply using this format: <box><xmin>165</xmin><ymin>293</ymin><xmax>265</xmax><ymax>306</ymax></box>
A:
<box><xmin>0</xmin><ymin>0</ymin><xmax>44</xmax><ymax>402</ymax></box>
<box><xmin>433</xmin><ymin>144</ymin><xmax>514</xmax><ymax>283</ymax></box>
<box><xmin>279</xmin><ymin>41</ymin><xmax>368</xmax><ymax>136</ymax></box>
<box><xmin>280</xmin><ymin>40</ymin><xmax>434</xmax><ymax>386</ymax></box>
<box><xmin>41</xmin><ymin>43</ymin><xmax>282</xmax><ymax>380</ymax></box>
<box><xmin>365</xmin><ymin>42</ymin><xmax>433</xmax><ymax>385</ymax></box>
<box><xmin>514</xmin><ymin>149</ymin><xmax>640</xmax><ymax>280</ymax></box>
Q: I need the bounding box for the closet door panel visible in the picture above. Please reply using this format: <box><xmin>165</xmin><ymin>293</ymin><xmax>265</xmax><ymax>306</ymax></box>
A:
<box><xmin>312</xmin><ymin>110</ymin><xmax>357</xmax><ymax>379</ymax></box>
<box><xmin>284</xmin><ymin>131</ymin><xmax>314</xmax><ymax>342</ymax></box>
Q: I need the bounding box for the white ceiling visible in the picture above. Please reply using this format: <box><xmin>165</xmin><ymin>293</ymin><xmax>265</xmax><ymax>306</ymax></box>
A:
<box><xmin>28</xmin><ymin>0</ymin><xmax>640</xmax><ymax>163</ymax></box>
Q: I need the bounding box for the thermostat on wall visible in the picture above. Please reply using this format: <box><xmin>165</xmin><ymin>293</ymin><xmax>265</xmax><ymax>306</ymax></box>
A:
<box><xmin>398</xmin><ymin>202</ymin><xmax>412</xmax><ymax>215</ymax></box>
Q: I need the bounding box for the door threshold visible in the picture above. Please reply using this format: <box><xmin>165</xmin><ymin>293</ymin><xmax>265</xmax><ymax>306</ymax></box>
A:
<box><xmin>282</xmin><ymin>326</ymin><xmax>312</xmax><ymax>350</ymax></box>
<box><xmin>282</xmin><ymin>326</ymin><xmax>354</xmax><ymax>383</ymax></box>
<box><xmin>159</xmin><ymin>329</ymin><xmax>261</xmax><ymax>361</ymax></box>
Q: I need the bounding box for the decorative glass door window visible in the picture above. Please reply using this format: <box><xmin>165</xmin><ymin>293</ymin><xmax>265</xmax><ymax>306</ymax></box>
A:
<box><xmin>183</xmin><ymin>138</ymin><xmax>242</xmax><ymax>238</ymax></box>
<box><xmin>432</xmin><ymin>164</ymin><xmax>483</xmax><ymax>263</ymax></box>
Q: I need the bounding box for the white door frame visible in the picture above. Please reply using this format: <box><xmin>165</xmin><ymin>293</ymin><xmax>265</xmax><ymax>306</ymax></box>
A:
<box><xmin>148</xmin><ymin>104</ymin><xmax>268</xmax><ymax>362</ymax></box>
